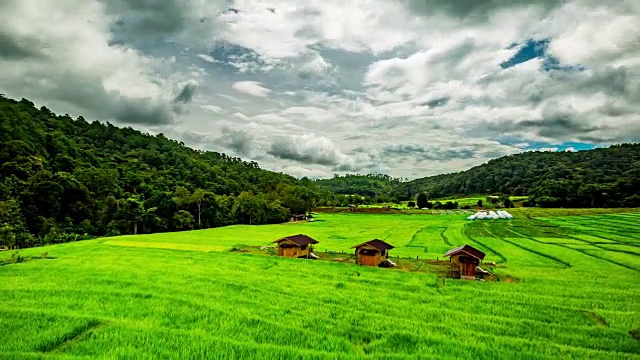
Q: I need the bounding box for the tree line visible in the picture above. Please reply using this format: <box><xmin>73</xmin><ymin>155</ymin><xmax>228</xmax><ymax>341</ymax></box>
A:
<box><xmin>0</xmin><ymin>96</ymin><xmax>326</xmax><ymax>249</ymax></box>
<box><xmin>316</xmin><ymin>145</ymin><xmax>640</xmax><ymax>208</ymax></box>
<box><xmin>399</xmin><ymin>145</ymin><xmax>640</xmax><ymax>208</ymax></box>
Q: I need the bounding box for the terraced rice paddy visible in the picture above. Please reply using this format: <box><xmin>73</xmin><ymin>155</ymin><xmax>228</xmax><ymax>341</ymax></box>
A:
<box><xmin>1</xmin><ymin>210</ymin><xmax>639</xmax><ymax>359</ymax></box>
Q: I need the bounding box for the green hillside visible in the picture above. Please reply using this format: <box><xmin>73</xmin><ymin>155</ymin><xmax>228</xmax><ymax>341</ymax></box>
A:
<box><xmin>0</xmin><ymin>96</ymin><xmax>326</xmax><ymax>248</ymax></box>
<box><xmin>317</xmin><ymin>145</ymin><xmax>640</xmax><ymax>208</ymax></box>
<box><xmin>399</xmin><ymin>145</ymin><xmax>640</xmax><ymax>207</ymax></box>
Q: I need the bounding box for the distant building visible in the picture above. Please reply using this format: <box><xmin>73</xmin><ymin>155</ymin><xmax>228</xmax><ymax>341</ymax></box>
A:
<box><xmin>352</xmin><ymin>239</ymin><xmax>394</xmax><ymax>267</ymax></box>
<box><xmin>444</xmin><ymin>244</ymin><xmax>486</xmax><ymax>280</ymax></box>
<box><xmin>272</xmin><ymin>234</ymin><xmax>318</xmax><ymax>258</ymax></box>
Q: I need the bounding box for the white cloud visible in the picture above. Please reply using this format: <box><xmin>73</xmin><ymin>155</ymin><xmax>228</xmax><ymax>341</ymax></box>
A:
<box><xmin>268</xmin><ymin>134</ymin><xmax>348</xmax><ymax>166</ymax></box>
<box><xmin>197</xmin><ymin>54</ymin><xmax>217</xmax><ymax>63</ymax></box>
<box><xmin>1</xmin><ymin>0</ymin><xmax>638</xmax><ymax>178</ymax></box>
<box><xmin>201</xmin><ymin>104</ymin><xmax>224</xmax><ymax>113</ymax></box>
<box><xmin>231</xmin><ymin>81</ymin><xmax>272</xmax><ymax>98</ymax></box>
<box><xmin>0</xmin><ymin>0</ymin><xmax>195</xmax><ymax>125</ymax></box>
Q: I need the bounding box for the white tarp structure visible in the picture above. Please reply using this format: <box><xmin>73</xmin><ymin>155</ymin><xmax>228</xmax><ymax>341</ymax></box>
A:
<box><xmin>466</xmin><ymin>210</ymin><xmax>513</xmax><ymax>220</ymax></box>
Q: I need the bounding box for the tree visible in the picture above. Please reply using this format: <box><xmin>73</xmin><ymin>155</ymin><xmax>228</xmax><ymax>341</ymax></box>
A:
<box><xmin>173</xmin><ymin>186</ymin><xmax>191</xmax><ymax>210</ymax></box>
<box><xmin>191</xmin><ymin>189</ymin><xmax>206</xmax><ymax>227</ymax></box>
<box><xmin>173</xmin><ymin>210</ymin><xmax>194</xmax><ymax>230</ymax></box>
<box><xmin>232</xmin><ymin>191</ymin><xmax>266</xmax><ymax>225</ymax></box>
<box><xmin>0</xmin><ymin>200</ymin><xmax>31</xmax><ymax>248</ymax></box>
<box><xmin>124</xmin><ymin>197</ymin><xmax>144</xmax><ymax>235</ymax></box>
<box><xmin>477</xmin><ymin>199</ymin><xmax>483</xmax><ymax>207</ymax></box>
<box><xmin>416</xmin><ymin>193</ymin><xmax>428</xmax><ymax>209</ymax></box>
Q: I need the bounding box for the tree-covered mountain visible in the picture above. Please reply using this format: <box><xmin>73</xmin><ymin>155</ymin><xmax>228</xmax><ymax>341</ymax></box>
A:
<box><xmin>399</xmin><ymin>145</ymin><xmax>640</xmax><ymax>207</ymax></box>
<box><xmin>0</xmin><ymin>96</ymin><xmax>326</xmax><ymax>248</ymax></box>
<box><xmin>313</xmin><ymin>174</ymin><xmax>404</xmax><ymax>204</ymax></box>
<box><xmin>317</xmin><ymin>145</ymin><xmax>640</xmax><ymax>208</ymax></box>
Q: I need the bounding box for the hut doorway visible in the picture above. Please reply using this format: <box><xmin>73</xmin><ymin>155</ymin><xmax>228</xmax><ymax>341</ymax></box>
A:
<box><xmin>461</xmin><ymin>261</ymin><xmax>476</xmax><ymax>276</ymax></box>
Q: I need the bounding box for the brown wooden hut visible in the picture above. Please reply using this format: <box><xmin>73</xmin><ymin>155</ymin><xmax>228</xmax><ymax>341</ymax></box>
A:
<box><xmin>352</xmin><ymin>239</ymin><xmax>394</xmax><ymax>267</ymax></box>
<box><xmin>443</xmin><ymin>244</ymin><xmax>486</xmax><ymax>280</ymax></box>
<box><xmin>290</xmin><ymin>213</ymin><xmax>307</xmax><ymax>222</ymax></box>
<box><xmin>272</xmin><ymin>234</ymin><xmax>318</xmax><ymax>258</ymax></box>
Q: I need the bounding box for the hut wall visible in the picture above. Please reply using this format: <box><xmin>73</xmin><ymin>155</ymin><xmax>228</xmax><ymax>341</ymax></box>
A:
<box><xmin>450</xmin><ymin>254</ymin><xmax>479</xmax><ymax>277</ymax></box>
<box><xmin>277</xmin><ymin>242</ymin><xmax>312</xmax><ymax>258</ymax></box>
<box><xmin>450</xmin><ymin>254</ymin><xmax>462</xmax><ymax>274</ymax></box>
<box><xmin>356</xmin><ymin>248</ymin><xmax>382</xmax><ymax>266</ymax></box>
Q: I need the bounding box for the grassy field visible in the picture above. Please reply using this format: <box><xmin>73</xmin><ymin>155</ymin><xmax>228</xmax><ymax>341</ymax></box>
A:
<box><xmin>1</xmin><ymin>209</ymin><xmax>639</xmax><ymax>359</ymax></box>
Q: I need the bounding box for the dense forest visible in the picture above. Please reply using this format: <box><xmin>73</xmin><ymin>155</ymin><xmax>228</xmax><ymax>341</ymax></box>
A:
<box><xmin>0</xmin><ymin>96</ymin><xmax>329</xmax><ymax>248</ymax></box>
<box><xmin>313</xmin><ymin>174</ymin><xmax>405</xmax><ymax>205</ymax></box>
<box><xmin>317</xmin><ymin>145</ymin><xmax>640</xmax><ymax>208</ymax></box>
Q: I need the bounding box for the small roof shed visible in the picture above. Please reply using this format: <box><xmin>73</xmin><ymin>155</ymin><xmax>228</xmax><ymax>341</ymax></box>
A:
<box><xmin>444</xmin><ymin>244</ymin><xmax>486</xmax><ymax>280</ymax></box>
<box><xmin>352</xmin><ymin>239</ymin><xmax>395</xmax><ymax>267</ymax></box>
<box><xmin>272</xmin><ymin>234</ymin><xmax>318</xmax><ymax>258</ymax></box>
<box><xmin>290</xmin><ymin>213</ymin><xmax>307</xmax><ymax>222</ymax></box>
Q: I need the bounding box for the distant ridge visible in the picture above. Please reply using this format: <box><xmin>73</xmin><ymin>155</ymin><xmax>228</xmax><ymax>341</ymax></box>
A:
<box><xmin>317</xmin><ymin>144</ymin><xmax>640</xmax><ymax>208</ymax></box>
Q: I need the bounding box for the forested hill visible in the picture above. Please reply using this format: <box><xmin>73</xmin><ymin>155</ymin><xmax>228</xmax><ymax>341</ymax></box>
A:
<box><xmin>318</xmin><ymin>145</ymin><xmax>640</xmax><ymax>208</ymax></box>
<box><xmin>0</xmin><ymin>96</ymin><xmax>325</xmax><ymax>248</ymax></box>
<box><xmin>399</xmin><ymin>145</ymin><xmax>640</xmax><ymax>207</ymax></box>
<box><xmin>314</xmin><ymin>174</ymin><xmax>404</xmax><ymax>200</ymax></box>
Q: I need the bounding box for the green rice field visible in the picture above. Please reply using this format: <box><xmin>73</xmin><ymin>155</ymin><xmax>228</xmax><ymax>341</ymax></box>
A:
<box><xmin>1</xmin><ymin>209</ymin><xmax>639</xmax><ymax>359</ymax></box>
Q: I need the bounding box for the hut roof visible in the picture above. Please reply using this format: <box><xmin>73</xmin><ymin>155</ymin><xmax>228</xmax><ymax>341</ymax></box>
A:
<box><xmin>351</xmin><ymin>239</ymin><xmax>395</xmax><ymax>251</ymax></box>
<box><xmin>272</xmin><ymin>234</ymin><xmax>319</xmax><ymax>246</ymax></box>
<box><xmin>443</xmin><ymin>244</ymin><xmax>486</xmax><ymax>260</ymax></box>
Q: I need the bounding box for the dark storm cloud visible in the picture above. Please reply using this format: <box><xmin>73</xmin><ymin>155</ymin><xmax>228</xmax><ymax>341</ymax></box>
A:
<box><xmin>382</xmin><ymin>144</ymin><xmax>476</xmax><ymax>161</ymax></box>
<box><xmin>217</xmin><ymin>127</ymin><xmax>253</xmax><ymax>156</ymax></box>
<box><xmin>581</xmin><ymin>66</ymin><xmax>640</xmax><ymax>102</ymax></box>
<box><xmin>269</xmin><ymin>143</ymin><xmax>338</xmax><ymax>166</ymax></box>
<box><xmin>422</xmin><ymin>97</ymin><xmax>450</xmax><ymax>108</ymax></box>
<box><xmin>112</xmin><ymin>97</ymin><xmax>174</xmax><ymax>125</ymax></box>
<box><xmin>333</xmin><ymin>163</ymin><xmax>365</xmax><ymax>172</ymax></box>
<box><xmin>50</xmin><ymin>77</ymin><xmax>175</xmax><ymax>125</ymax></box>
<box><xmin>105</xmin><ymin>0</ymin><xmax>190</xmax><ymax>36</ymax></box>
<box><xmin>486</xmin><ymin>105</ymin><xmax>605</xmax><ymax>140</ymax></box>
<box><xmin>103</xmin><ymin>0</ymin><xmax>228</xmax><ymax>46</ymax></box>
<box><xmin>0</xmin><ymin>32</ymin><xmax>43</xmax><ymax>60</ymax></box>
<box><xmin>404</xmin><ymin>0</ymin><xmax>559</xmax><ymax>20</ymax></box>
<box><xmin>173</xmin><ymin>83</ymin><xmax>197</xmax><ymax>103</ymax></box>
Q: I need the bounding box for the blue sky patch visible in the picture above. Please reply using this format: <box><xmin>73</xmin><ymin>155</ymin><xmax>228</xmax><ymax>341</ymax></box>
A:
<box><xmin>525</xmin><ymin>142</ymin><xmax>598</xmax><ymax>152</ymax></box>
<box><xmin>500</xmin><ymin>38</ymin><xmax>584</xmax><ymax>72</ymax></box>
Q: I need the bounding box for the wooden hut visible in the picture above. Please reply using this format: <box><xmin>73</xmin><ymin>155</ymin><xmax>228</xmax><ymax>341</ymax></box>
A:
<box><xmin>352</xmin><ymin>239</ymin><xmax>394</xmax><ymax>267</ymax></box>
<box><xmin>272</xmin><ymin>234</ymin><xmax>318</xmax><ymax>258</ymax></box>
<box><xmin>443</xmin><ymin>244</ymin><xmax>486</xmax><ymax>280</ymax></box>
<box><xmin>290</xmin><ymin>213</ymin><xmax>307</xmax><ymax>222</ymax></box>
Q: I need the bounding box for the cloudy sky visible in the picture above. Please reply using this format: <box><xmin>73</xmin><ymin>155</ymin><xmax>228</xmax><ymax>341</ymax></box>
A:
<box><xmin>1</xmin><ymin>1</ymin><xmax>639</xmax><ymax>178</ymax></box>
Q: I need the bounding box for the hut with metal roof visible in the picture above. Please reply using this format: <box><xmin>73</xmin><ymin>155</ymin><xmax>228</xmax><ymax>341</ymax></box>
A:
<box><xmin>272</xmin><ymin>234</ymin><xmax>318</xmax><ymax>258</ymax></box>
<box><xmin>352</xmin><ymin>239</ymin><xmax>395</xmax><ymax>267</ymax></box>
<box><xmin>443</xmin><ymin>244</ymin><xmax>486</xmax><ymax>280</ymax></box>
